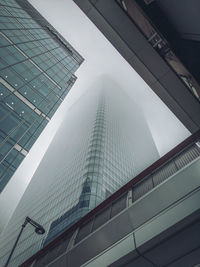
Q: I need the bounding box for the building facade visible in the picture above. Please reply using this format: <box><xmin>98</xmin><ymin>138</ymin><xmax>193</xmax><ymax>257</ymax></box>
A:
<box><xmin>22</xmin><ymin>131</ymin><xmax>200</xmax><ymax>267</ymax></box>
<box><xmin>0</xmin><ymin>78</ymin><xmax>159</xmax><ymax>266</ymax></box>
<box><xmin>0</xmin><ymin>0</ymin><xmax>83</xmax><ymax>192</ymax></box>
<box><xmin>73</xmin><ymin>0</ymin><xmax>200</xmax><ymax>133</ymax></box>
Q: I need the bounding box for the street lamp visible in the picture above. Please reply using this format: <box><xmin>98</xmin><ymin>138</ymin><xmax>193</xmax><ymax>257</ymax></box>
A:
<box><xmin>4</xmin><ymin>216</ymin><xmax>45</xmax><ymax>267</ymax></box>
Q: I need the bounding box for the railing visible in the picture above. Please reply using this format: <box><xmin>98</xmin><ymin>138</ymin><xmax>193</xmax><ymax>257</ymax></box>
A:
<box><xmin>21</xmin><ymin>130</ymin><xmax>200</xmax><ymax>266</ymax></box>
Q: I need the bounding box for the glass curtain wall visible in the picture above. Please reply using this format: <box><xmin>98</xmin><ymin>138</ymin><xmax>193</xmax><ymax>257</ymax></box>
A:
<box><xmin>0</xmin><ymin>0</ymin><xmax>83</xmax><ymax>192</ymax></box>
<box><xmin>0</xmin><ymin>80</ymin><xmax>159</xmax><ymax>266</ymax></box>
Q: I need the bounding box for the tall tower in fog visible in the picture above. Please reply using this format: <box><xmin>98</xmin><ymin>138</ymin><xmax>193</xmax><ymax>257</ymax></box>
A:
<box><xmin>0</xmin><ymin>77</ymin><xmax>159</xmax><ymax>266</ymax></box>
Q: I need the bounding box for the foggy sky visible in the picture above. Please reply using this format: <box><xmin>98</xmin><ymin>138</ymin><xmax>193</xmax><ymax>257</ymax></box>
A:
<box><xmin>0</xmin><ymin>0</ymin><xmax>190</xmax><ymax>233</ymax></box>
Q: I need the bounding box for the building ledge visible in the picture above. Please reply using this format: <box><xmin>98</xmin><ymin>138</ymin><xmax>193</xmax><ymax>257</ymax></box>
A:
<box><xmin>74</xmin><ymin>0</ymin><xmax>200</xmax><ymax>132</ymax></box>
<box><xmin>21</xmin><ymin>131</ymin><xmax>200</xmax><ymax>266</ymax></box>
<box><xmin>48</xmin><ymin>157</ymin><xmax>200</xmax><ymax>267</ymax></box>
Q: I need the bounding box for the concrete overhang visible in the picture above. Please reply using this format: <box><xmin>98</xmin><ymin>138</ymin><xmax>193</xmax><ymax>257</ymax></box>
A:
<box><xmin>45</xmin><ymin>157</ymin><xmax>200</xmax><ymax>266</ymax></box>
<box><xmin>73</xmin><ymin>0</ymin><xmax>200</xmax><ymax>133</ymax></box>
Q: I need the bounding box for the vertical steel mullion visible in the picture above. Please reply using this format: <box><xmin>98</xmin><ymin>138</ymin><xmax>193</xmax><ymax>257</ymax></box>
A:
<box><xmin>0</xmin><ymin>43</ymin><xmax>63</xmax><ymax>103</ymax></box>
<box><xmin>0</xmin><ymin>43</ymin><xmax>60</xmax><ymax>72</ymax></box>
<box><xmin>0</xmin><ymin>150</ymin><xmax>24</xmax><ymax>188</ymax></box>
<box><xmin>0</xmin><ymin>47</ymin><xmax>71</xmax><ymax>153</ymax></box>
<box><xmin>0</xmin><ymin>113</ymin><xmax>39</xmax><ymax>163</ymax></box>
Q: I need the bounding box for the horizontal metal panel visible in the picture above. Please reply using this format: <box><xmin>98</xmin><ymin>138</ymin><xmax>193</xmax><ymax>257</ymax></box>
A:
<box><xmin>110</xmin><ymin>194</ymin><xmax>127</xmax><ymax>218</ymax></box>
<box><xmin>143</xmin><ymin>218</ymin><xmax>200</xmax><ymax>266</ymax></box>
<box><xmin>34</xmin><ymin>233</ymin><xmax>73</xmax><ymax>267</ymax></box>
<box><xmin>128</xmin><ymin>158</ymin><xmax>200</xmax><ymax>230</ymax></box>
<box><xmin>75</xmin><ymin>218</ymin><xmax>94</xmax><ymax>244</ymax></box>
<box><xmin>135</xmin><ymin>190</ymin><xmax>200</xmax><ymax>250</ymax></box>
<box><xmin>175</xmin><ymin>145</ymin><xmax>200</xmax><ymax>169</ymax></box>
<box><xmin>133</xmin><ymin>176</ymin><xmax>153</xmax><ymax>201</ymax></box>
<box><xmin>47</xmin><ymin>254</ymin><xmax>69</xmax><ymax>267</ymax></box>
<box><xmin>68</xmin><ymin>210</ymin><xmax>133</xmax><ymax>267</ymax></box>
<box><xmin>92</xmin><ymin>206</ymin><xmax>111</xmax><ymax>231</ymax></box>
<box><xmin>152</xmin><ymin>160</ymin><xmax>177</xmax><ymax>186</ymax></box>
<box><xmin>83</xmin><ymin>234</ymin><xmax>135</xmax><ymax>267</ymax></box>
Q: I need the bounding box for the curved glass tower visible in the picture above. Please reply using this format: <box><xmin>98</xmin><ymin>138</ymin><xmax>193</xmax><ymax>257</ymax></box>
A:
<box><xmin>0</xmin><ymin>78</ymin><xmax>159</xmax><ymax>266</ymax></box>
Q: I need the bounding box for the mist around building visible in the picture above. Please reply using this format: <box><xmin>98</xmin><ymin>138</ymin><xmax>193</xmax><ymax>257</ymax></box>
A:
<box><xmin>0</xmin><ymin>0</ymin><xmax>200</xmax><ymax>267</ymax></box>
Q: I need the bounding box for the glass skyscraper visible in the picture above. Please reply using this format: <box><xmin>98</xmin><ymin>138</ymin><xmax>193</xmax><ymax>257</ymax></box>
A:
<box><xmin>0</xmin><ymin>0</ymin><xmax>83</xmax><ymax>192</ymax></box>
<box><xmin>0</xmin><ymin>78</ymin><xmax>159</xmax><ymax>266</ymax></box>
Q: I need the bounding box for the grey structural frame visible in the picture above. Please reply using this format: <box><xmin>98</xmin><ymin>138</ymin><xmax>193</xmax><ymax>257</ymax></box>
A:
<box><xmin>73</xmin><ymin>0</ymin><xmax>200</xmax><ymax>133</ymax></box>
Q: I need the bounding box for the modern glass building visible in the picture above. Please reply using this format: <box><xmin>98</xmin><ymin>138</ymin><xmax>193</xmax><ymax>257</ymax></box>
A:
<box><xmin>0</xmin><ymin>0</ymin><xmax>83</xmax><ymax>192</ymax></box>
<box><xmin>0</xmin><ymin>78</ymin><xmax>159</xmax><ymax>266</ymax></box>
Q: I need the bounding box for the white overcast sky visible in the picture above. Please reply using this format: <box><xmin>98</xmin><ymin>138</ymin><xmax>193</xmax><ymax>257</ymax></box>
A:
<box><xmin>0</xmin><ymin>0</ymin><xmax>190</xmax><ymax>232</ymax></box>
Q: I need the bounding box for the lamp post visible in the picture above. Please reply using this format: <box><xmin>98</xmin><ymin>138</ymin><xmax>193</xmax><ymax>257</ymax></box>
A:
<box><xmin>4</xmin><ymin>216</ymin><xmax>45</xmax><ymax>267</ymax></box>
